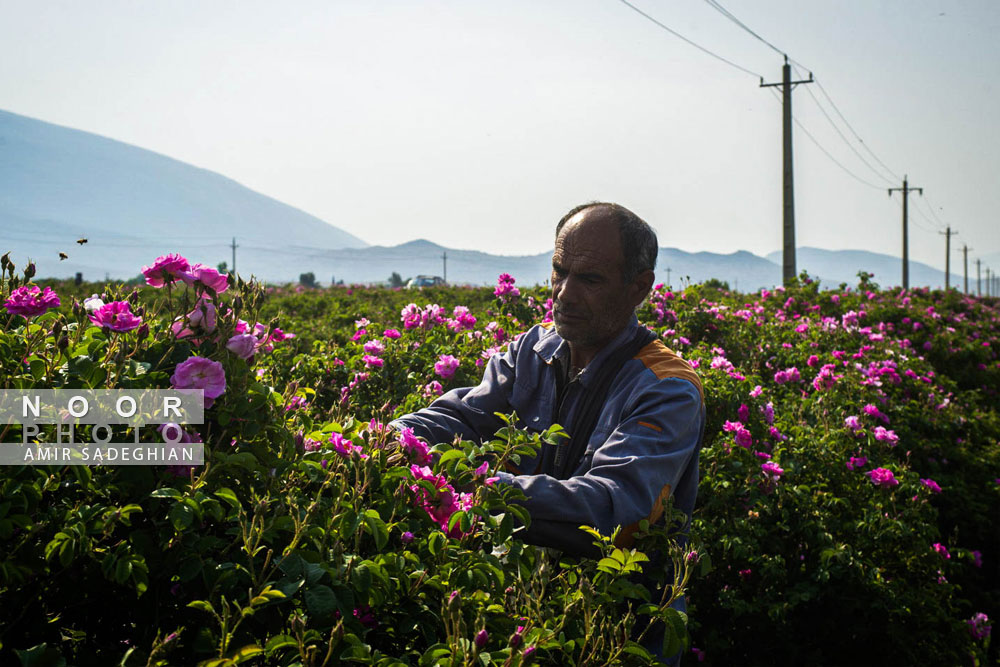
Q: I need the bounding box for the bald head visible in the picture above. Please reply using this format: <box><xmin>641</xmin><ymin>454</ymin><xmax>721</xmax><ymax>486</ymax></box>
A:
<box><xmin>555</xmin><ymin>202</ymin><xmax>658</xmax><ymax>284</ymax></box>
<box><xmin>550</xmin><ymin>203</ymin><xmax>658</xmax><ymax>367</ymax></box>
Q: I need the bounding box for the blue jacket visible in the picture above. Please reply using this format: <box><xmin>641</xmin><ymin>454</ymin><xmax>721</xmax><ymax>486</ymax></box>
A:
<box><xmin>392</xmin><ymin>315</ymin><xmax>704</xmax><ymax>555</ymax></box>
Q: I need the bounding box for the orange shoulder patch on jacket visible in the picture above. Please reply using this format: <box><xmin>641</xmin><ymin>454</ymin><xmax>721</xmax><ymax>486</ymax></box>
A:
<box><xmin>539</xmin><ymin>321</ymin><xmax>555</xmax><ymax>329</ymax></box>
<box><xmin>614</xmin><ymin>483</ymin><xmax>673</xmax><ymax>548</ymax></box>
<box><xmin>634</xmin><ymin>340</ymin><xmax>704</xmax><ymax>404</ymax></box>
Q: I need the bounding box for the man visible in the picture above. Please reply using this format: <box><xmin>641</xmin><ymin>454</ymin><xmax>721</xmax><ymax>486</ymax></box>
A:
<box><xmin>392</xmin><ymin>202</ymin><xmax>705</xmax><ymax>557</ymax></box>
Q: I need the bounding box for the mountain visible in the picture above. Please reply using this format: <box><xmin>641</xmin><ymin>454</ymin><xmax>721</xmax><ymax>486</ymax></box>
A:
<box><xmin>311</xmin><ymin>239</ymin><xmax>549</xmax><ymax>286</ymax></box>
<box><xmin>292</xmin><ymin>242</ymin><xmax>781</xmax><ymax>289</ymax></box>
<box><xmin>0</xmin><ymin>109</ymin><xmax>365</xmax><ymax>282</ymax></box>
<box><xmin>765</xmin><ymin>247</ymin><xmax>961</xmax><ymax>291</ymax></box>
<box><xmin>657</xmin><ymin>249</ymin><xmax>779</xmax><ymax>292</ymax></box>
<box><xmin>1</xmin><ymin>109</ymin><xmax>985</xmax><ymax>291</ymax></box>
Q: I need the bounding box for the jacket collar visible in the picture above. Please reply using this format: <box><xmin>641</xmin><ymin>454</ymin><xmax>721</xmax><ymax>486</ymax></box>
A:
<box><xmin>533</xmin><ymin>315</ymin><xmax>640</xmax><ymax>388</ymax></box>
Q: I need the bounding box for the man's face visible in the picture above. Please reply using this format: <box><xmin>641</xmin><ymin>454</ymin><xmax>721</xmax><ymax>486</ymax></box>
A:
<box><xmin>551</xmin><ymin>211</ymin><xmax>643</xmax><ymax>363</ymax></box>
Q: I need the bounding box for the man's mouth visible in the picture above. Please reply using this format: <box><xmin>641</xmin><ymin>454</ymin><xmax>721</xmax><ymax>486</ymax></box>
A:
<box><xmin>554</xmin><ymin>309</ymin><xmax>586</xmax><ymax>321</ymax></box>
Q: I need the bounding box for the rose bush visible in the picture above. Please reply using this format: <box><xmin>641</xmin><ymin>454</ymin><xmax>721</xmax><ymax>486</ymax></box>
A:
<box><xmin>0</xmin><ymin>252</ymin><xmax>996</xmax><ymax>665</ymax></box>
<box><xmin>0</xmin><ymin>254</ymin><xmax>691</xmax><ymax>666</ymax></box>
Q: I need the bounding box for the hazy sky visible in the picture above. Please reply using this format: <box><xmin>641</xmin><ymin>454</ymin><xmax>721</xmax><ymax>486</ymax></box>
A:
<box><xmin>2</xmin><ymin>0</ymin><xmax>998</xmax><ymax>273</ymax></box>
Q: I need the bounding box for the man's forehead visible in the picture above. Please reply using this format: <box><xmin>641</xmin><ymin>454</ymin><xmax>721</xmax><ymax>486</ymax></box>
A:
<box><xmin>554</xmin><ymin>211</ymin><xmax>622</xmax><ymax>262</ymax></box>
<box><xmin>560</xmin><ymin>206</ymin><xmax>619</xmax><ymax>236</ymax></box>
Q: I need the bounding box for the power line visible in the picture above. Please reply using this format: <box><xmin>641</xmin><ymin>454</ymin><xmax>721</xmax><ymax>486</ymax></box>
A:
<box><xmin>917</xmin><ymin>194</ymin><xmax>949</xmax><ymax>228</ymax></box>
<box><xmin>797</xmin><ymin>75</ymin><xmax>896</xmax><ymax>186</ymax></box>
<box><xmin>766</xmin><ymin>89</ymin><xmax>884</xmax><ymax>189</ymax></box>
<box><xmin>619</xmin><ymin>1</ymin><xmax>988</xmax><ymax>276</ymax></box>
<box><xmin>795</xmin><ymin>117</ymin><xmax>886</xmax><ymax>189</ymax></box>
<box><xmin>811</xmin><ymin>77</ymin><xmax>902</xmax><ymax>183</ymax></box>
<box><xmin>617</xmin><ymin>0</ymin><xmax>763</xmax><ymax>79</ymax></box>
<box><xmin>701</xmin><ymin>0</ymin><xmax>785</xmax><ymax>57</ymax></box>
<box><xmin>892</xmin><ymin>196</ymin><xmax>940</xmax><ymax>234</ymax></box>
<box><xmin>789</xmin><ymin>63</ymin><xmax>902</xmax><ymax>184</ymax></box>
<box><xmin>913</xmin><ymin>205</ymin><xmax>945</xmax><ymax>233</ymax></box>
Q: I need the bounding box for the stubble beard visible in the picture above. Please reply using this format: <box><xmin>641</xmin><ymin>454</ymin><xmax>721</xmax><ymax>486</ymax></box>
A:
<box><xmin>553</xmin><ymin>302</ymin><xmax>630</xmax><ymax>353</ymax></box>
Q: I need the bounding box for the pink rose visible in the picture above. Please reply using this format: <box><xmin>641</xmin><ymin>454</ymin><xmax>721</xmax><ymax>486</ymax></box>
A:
<box><xmin>181</xmin><ymin>263</ymin><xmax>229</xmax><ymax>293</ymax></box>
<box><xmin>89</xmin><ymin>301</ymin><xmax>142</xmax><ymax>332</ymax></box>
<box><xmin>865</xmin><ymin>467</ymin><xmax>899</xmax><ymax>488</ymax></box>
<box><xmin>171</xmin><ymin>356</ymin><xmax>227</xmax><ymax>408</ymax></box>
<box><xmin>226</xmin><ymin>333</ymin><xmax>258</xmax><ymax>360</ymax></box>
<box><xmin>5</xmin><ymin>285</ymin><xmax>61</xmax><ymax>318</ymax></box>
<box><xmin>434</xmin><ymin>354</ymin><xmax>460</xmax><ymax>380</ymax></box>
<box><xmin>187</xmin><ymin>299</ymin><xmax>217</xmax><ymax>333</ymax></box>
<box><xmin>142</xmin><ymin>254</ymin><xmax>190</xmax><ymax>287</ymax></box>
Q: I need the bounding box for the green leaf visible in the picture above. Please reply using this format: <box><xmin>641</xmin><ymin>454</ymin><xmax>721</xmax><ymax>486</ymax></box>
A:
<box><xmin>277</xmin><ymin>553</ymin><xmax>325</xmax><ymax>586</ymax></box>
<box><xmin>579</xmin><ymin>525</ymin><xmax>609</xmax><ymax>542</ymax></box>
<box><xmin>428</xmin><ymin>531</ymin><xmax>445</xmax><ymax>556</ymax></box>
<box><xmin>596</xmin><ymin>557</ymin><xmax>620</xmax><ymax>574</ymax></box>
<box><xmin>28</xmin><ymin>358</ymin><xmax>46</xmax><ymax>380</ymax></box>
<box><xmin>214</xmin><ymin>487</ymin><xmax>240</xmax><ymax>509</ymax></box>
<box><xmin>250</xmin><ymin>586</ymin><xmax>287</xmax><ymax>607</ymax></box>
<box><xmin>187</xmin><ymin>600</ymin><xmax>215</xmax><ymax>614</ymax></box>
<box><xmin>447</xmin><ymin>510</ymin><xmax>469</xmax><ymax>535</ymax></box>
<box><xmin>150</xmin><ymin>487</ymin><xmax>182</xmax><ymax>500</ymax></box>
<box><xmin>419</xmin><ymin>646</ymin><xmax>451</xmax><ymax>666</ymax></box>
<box><xmin>435</xmin><ymin>449</ymin><xmax>466</xmax><ymax>467</ymax></box>
<box><xmin>662</xmin><ymin>608</ymin><xmax>687</xmax><ymax>659</ymax></box>
<box><xmin>304</xmin><ymin>585</ymin><xmax>339</xmax><ymax>619</ymax></box>
<box><xmin>264</xmin><ymin>635</ymin><xmax>298</xmax><ymax>654</ymax></box>
<box><xmin>114</xmin><ymin>556</ymin><xmax>132</xmax><ymax>584</ymax></box>
<box><xmin>14</xmin><ymin>643</ymin><xmax>67</xmax><ymax>667</ymax></box>
<box><xmin>168</xmin><ymin>502</ymin><xmax>194</xmax><ymax>531</ymax></box>
<box><xmin>228</xmin><ymin>645</ymin><xmax>264</xmax><ymax>664</ymax></box>
<box><xmin>58</xmin><ymin>537</ymin><xmax>75</xmax><ymax>567</ymax></box>
<box><xmin>496</xmin><ymin>512</ymin><xmax>513</xmax><ymax>542</ymax></box>
<box><xmin>364</xmin><ymin>510</ymin><xmax>389</xmax><ymax>551</ymax></box>
<box><xmin>622</xmin><ymin>641</ymin><xmax>653</xmax><ymax>660</ymax></box>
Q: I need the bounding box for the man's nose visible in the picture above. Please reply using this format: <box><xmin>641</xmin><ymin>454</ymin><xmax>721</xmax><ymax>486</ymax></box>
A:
<box><xmin>555</xmin><ymin>275</ymin><xmax>581</xmax><ymax>305</ymax></box>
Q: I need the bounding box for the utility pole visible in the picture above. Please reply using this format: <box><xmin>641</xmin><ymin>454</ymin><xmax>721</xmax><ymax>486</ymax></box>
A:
<box><xmin>987</xmin><ymin>268</ymin><xmax>992</xmax><ymax>297</ymax></box>
<box><xmin>888</xmin><ymin>176</ymin><xmax>922</xmax><ymax>289</ymax></box>
<box><xmin>761</xmin><ymin>55</ymin><xmax>812</xmax><ymax>285</ymax></box>
<box><xmin>940</xmin><ymin>227</ymin><xmax>957</xmax><ymax>289</ymax></box>
<box><xmin>666</xmin><ymin>266</ymin><xmax>671</xmax><ymax>287</ymax></box>
<box><xmin>442</xmin><ymin>251</ymin><xmax>447</xmax><ymax>284</ymax></box>
<box><xmin>231</xmin><ymin>237</ymin><xmax>238</xmax><ymax>275</ymax></box>
<box><xmin>976</xmin><ymin>259</ymin><xmax>981</xmax><ymax>296</ymax></box>
<box><xmin>962</xmin><ymin>245</ymin><xmax>970</xmax><ymax>294</ymax></box>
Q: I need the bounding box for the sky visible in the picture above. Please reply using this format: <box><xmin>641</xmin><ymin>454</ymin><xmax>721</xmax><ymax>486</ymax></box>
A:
<box><xmin>2</xmin><ymin>0</ymin><xmax>998</xmax><ymax>274</ymax></box>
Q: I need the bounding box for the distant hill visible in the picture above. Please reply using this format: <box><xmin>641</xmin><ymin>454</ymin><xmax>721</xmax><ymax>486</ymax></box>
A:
<box><xmin>766</xmin><ymin>247</ymin><xmax>961</xmax><ymax>291</ymax></box>
<box><xmin>302</xmin><ymin>241</ymin><xmax>783</xmax><ymax>289</ymax></box>
<box><xmin>2</xmin><ymin>109</ymin><xmax>984</xmax><ymax>291</ymax></box>
<box><xmin>0</xmin><ymin>109</ymin><xmax>365</xmax><ymax>282</ymax></box>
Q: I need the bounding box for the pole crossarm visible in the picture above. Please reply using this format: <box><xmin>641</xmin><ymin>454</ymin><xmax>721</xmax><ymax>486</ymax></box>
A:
<box><xmin>760</xmin><ymin>75</ymin><xmax>813</xmax><ymax>88</ymax></box>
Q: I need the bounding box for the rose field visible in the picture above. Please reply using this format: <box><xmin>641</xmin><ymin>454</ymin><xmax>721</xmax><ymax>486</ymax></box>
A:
<box><xmin>0</xmin><ymin>252</ymin><xmax>998</xmax><ymax>666</ymax></box>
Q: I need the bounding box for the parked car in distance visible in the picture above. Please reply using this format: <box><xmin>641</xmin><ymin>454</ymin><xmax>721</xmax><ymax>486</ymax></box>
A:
<box><xmin>406</xmin><ymin>275</ymin><xmax>446</xmax><ymax>289</ymax></box>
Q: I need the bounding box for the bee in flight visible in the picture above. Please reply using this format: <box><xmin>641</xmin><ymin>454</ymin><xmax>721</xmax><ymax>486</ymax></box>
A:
<box><xmin>59</xmin><ymin>252</ymin><xmax>69</xmax><ymax>261</ymax></box>
<box><xmin>77</xmin><ymin>238</ymin><xmax>88</xmax><ymax>245</ymax></box>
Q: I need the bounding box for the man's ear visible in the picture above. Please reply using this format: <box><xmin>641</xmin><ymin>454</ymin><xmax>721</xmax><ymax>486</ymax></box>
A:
<box><xmin>630</xmin><ymin>269</ymin><xmax>656</xmax><ymax>307</ymax></box>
